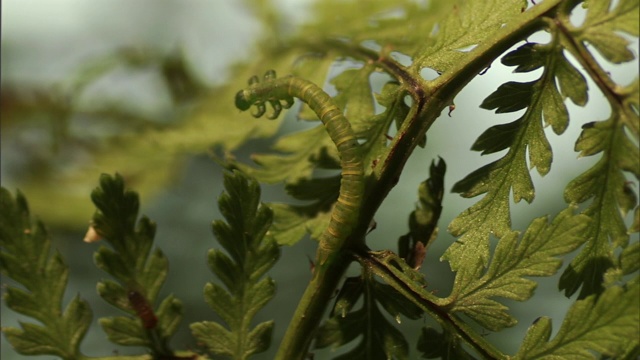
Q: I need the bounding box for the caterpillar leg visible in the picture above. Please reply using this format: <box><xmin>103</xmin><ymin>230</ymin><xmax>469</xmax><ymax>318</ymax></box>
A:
<box><xmin>235</xmin><ymin>70</ymin><xmax>294</xmax><ymax>119</ymax></box>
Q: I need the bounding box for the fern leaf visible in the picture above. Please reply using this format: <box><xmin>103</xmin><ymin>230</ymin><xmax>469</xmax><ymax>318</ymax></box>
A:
<box><xmin>88</xmin><ymin>173</ymin><xmax>184</xmax><ymax>354</ymax></box>
<box><xmin>398</xmin><ymin>158</ymin><xmax>446</xmax><ymax>268</ymax></box>
<box><xmin>0</xmin><ymin>188</ymin><xmax>92</xmax><ymax>358</ymax></box>
<box><xmin>559</xmin><ymin>82</ymin><xmax>639</xmax><ymax>298</ymax></box>
<box><xmin>266</xmin><ymin>176</ymin><xmax>340</xmax><ymax>246</ymax></box>
<box><xmin>235</xmin><ymin>125</ymin><xmax>338</xmax><ymax>184</ymax></box>
<box><xmin>413</xmin><ymin>0</ymin><xmax>527</xmax><ymax>73</ymax></box>
<box><xmin>332</xmin><ymin>67</ymin><xmax>377</xmax><ymax>128</ymax></box>
<box><xmin>230</xmin><ymin>0</ymin><xmax>536</xmax><ymax>249</ymax></box>
<box><xmin>445</xmin><ymin>208</ymin><xmax>589</xmax><ymax>331</ymax></box>
<box><xmin>315</xmin><ymin>273</ymin><xmax>422</xmax><ymax>359</ymax></box>
<box><xmin>417</xmin><ymin>327</ymin><xmax>475</xmax><ymax>360</ymax></box>
<box><xmin>444</xmin><ymin>35</ymin><xmax>590</xmax><ymax>284</ymax></box>
<box><xmin>620</xmin><ymin>241</ymin><xmax>640</xmax><ymax>275</ymax></box>
<box><xmin>573</xmin><ymin>0</ymin><xmax>639</xmax><ymax>64</ymax></box>
<box><xmin>514</xmin><ymin>279</ymin><xmax>639</xmax><ymax>359</ymax></box>
<box><xmin>190</xmin><ymin>170</ymin><xmax>279</xmax><ymax>359</ymax></box>
<box><xmin>410</xmin><ymin>0</ymin><xmax>526</xmax><ymax>73</ymax></box>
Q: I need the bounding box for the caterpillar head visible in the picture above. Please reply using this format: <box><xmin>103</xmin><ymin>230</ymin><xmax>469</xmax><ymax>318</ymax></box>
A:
<box><xmin>235</xmin><ymin>90</ymin><xmax>253</xmax><ymax>111</ymax></box>
<box><xmin>235</xmin><ymin>71</ymin><xmax>294</xmax><ymax>119</ymax></box>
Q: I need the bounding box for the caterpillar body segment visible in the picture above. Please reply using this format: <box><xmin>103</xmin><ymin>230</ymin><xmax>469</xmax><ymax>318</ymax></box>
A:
<box><xmin>236</xmin><ymin>71</ymin><xmax>365</xmax><ymax>260</ymax></box>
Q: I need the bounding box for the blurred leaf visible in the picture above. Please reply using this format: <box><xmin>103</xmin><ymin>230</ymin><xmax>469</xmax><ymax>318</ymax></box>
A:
<box><xmin>235</xmin><ymin>125</ymin><xmax>338</xmax><ymax>184</ymax></box>
<box><xmin>0</xmin><ymin>188</ymin><xmax>92</xmax><ymax>358</ymax></box>
<box><xmin>2</xmin><ymin>48</ymin><xmax>289</xmax><ymax>229</ymax></box>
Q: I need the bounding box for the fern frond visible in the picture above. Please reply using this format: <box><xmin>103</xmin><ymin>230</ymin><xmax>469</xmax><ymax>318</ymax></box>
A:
<box><xmin>514</xmin><ymin>278</ymin><xmax>639</xmax><ymax>359</ymax></box>
<box><xmin>190</xmin><ymin>171</ymin><xmax>279</xmax><ymax>359</ymax></box>
<box><xmin>398</xmin><ymin>158</ymin><xmax>446</xmax><ymax>268</ymax></box>
<box><xmin>573</xmin><ymin>0</ymin><xmax>639</xmax><ymax>64</ymax></box>
<box><xmin>88</xmin><ymin>173</ymin><xmax>183</xmax><ymax>356</ymax></box>
<box><xmin>443</xmin><ymin>19</ymin><xmax>591</xmax><ymax>287</ymax></box>
<box><xmin>0</xmin><ymin>188</ymin><xmax>92</xmax><ymax>358</ymax></box>
<box><xmin>417</xmin><ymin>327</ymin><xmax>475</xmax><ymax>360</ymax></box>
<box><xmin>445</xmin><ymin>208</ymin><xmax>589</xmax><ymax>330</ymax></box>
<box><xmin>556</xmin><ymin>0</ymin><xmax>640</xmax><ymax>298</ymax></box>
<box><xmin>315</xmin><ymin>273</ymin><xmax>422</xmax><ymax>359</ymax></box>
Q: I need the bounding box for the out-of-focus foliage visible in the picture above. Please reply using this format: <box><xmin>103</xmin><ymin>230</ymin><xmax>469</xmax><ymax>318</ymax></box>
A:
<box><xmin>0</xmin><ymin>188</ymin><xmax>91</xmax><ymax>358</ymax></box>
<box><xmin>1</xmin><ymin>46</ymin><xmax>284</xmax><ymax>226</ymax></box>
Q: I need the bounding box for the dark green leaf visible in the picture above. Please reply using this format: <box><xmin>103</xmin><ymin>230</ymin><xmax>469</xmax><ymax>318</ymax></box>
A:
<box><xmin>191</xmin><ymin>171</ymin><xmax>278</xmax><ymax>359</ymax></box>
<box><xmin>315</xmin><ymin>305</ymin><xmax>409</xmax><ymax>360</ymax></box>
<box><xmin>314</xmin><ymin>307</ymin><xmax>366</xmax><ymax>349</ymax></box>
<box><xmin>480</xmin><ymin>81</ymin><xmax>535</xmax><ymax>113</ymax></box>
<box><xmin>96</xmin><ymin>280</ymin><xmax>129</xmax><ymax>311</ymax></box>
<box><xmin>471</xmin><ymin>119</ymin><xmax>521</xmax><ymax>155</ymax></box>
<box><xmin>88</xmin><ymin>174</ymin><xmax>183</xmax><ymax>352</ymax></box>
<box><xmin>417</xmin><ymin>327</ymin><xmax>476</xmax><ymax>360</ymax></box>
<box><xmin>398</xmin><ymin>158</ymin><xmax>446</xmax><ymax>268</ymax></box>
<box><xmin>156</xmin><ymin>294</ymin><xmax>184</xmax><ymax>338</ymax></box>
<box><xmin>501</xmin><ymin>43</ymin><xmax>546</xmax><ymax>72</ymax></box>
<box><xmin>373</xmin><ymin>282</ymin><xmax>424</xmax><ymax>322</ymax></box>
<box><xmin>315</xmin><ymin>268</ymin><xmax>414</xmax><ymax>359</ymax></box>
<box><xmin>0</xmin><ymin>188</ymin><xmax>92</xmax><ymax>358</ymax></box>
<box><xmin>331</xmin><ymin>276</ymin><xmax>364</xmax><ymax>318</ymax></box>
<box><xmin>246</xmin><ymin>321</ymin><xmax>275</xmax><ymax>357</ymax></box>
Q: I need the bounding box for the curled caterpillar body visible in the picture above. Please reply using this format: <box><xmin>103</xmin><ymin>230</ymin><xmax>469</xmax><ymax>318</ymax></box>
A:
<box><xmin>128</xmin><ymin>290</ymin><xmax>158</xmax><ymax>329</ymax></box>
<box><xmin>236</xmin><ymin>71</ymin><xmax>364</xmax><ymax>260</ymax></box>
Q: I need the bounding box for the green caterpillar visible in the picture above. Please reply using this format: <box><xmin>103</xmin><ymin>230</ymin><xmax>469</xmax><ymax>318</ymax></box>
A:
<box><xmin>236</xmin><ymin>70</ymin><xmax>364</xmax><ymax>260</ymax></box>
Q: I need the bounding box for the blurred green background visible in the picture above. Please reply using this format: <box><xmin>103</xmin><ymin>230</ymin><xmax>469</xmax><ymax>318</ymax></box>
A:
<box><xmin>1</xmin><ymin>1</ymin><xmax>638</xmax><ymax>359</ymax></box>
